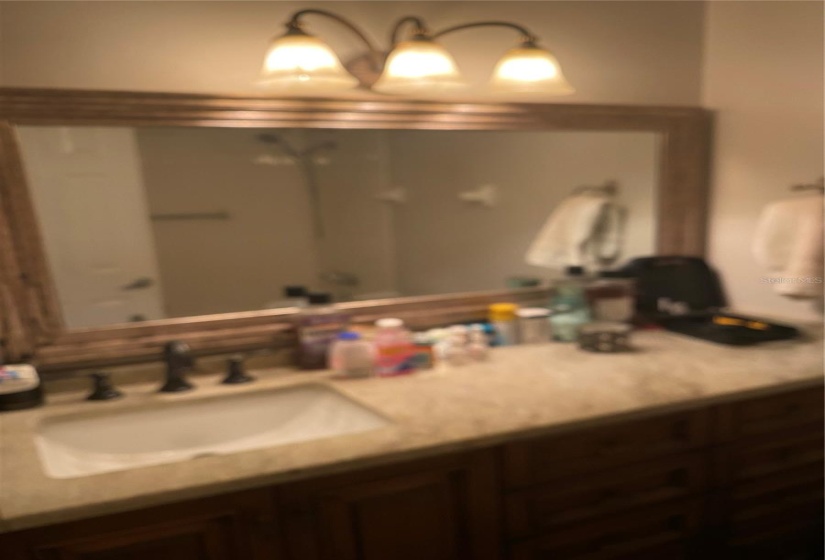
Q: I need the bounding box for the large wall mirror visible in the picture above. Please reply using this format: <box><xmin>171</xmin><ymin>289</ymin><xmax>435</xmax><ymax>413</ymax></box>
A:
<box><xmin>17</xmin><ymin>125</ymin><xmax>659</xmax><ymax>328</ymax></box>
<box><xmin>0</xmin><ymin>89</ymin><xmax>710</xmax><ymax>371</ymax></box>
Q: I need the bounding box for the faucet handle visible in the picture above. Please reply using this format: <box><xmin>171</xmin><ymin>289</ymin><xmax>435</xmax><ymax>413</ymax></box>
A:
<box><xmin>87</xmin><ymin>372</ymin><xmax>123</xmax><ymax>401</ymax></box>
<box><xmin>159</xmin><ymin>340</ymin><xmax>196</xmax><ymax>393</ymax></box>
<box><xmin>164</xmin><ymin>340</ymin><xmax>194</xmax><ymax>368</ymax></box>
<box><xmin>222</xmin><ymin>355</ymin><xmax>255</xmax><ymax>385</ymax></box>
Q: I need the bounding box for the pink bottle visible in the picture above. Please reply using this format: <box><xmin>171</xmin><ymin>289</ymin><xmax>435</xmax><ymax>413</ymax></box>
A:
<box><xmin>373</xmin><ymin>318</ymin><xmax>415</xmax><ymax>377</ymax></box>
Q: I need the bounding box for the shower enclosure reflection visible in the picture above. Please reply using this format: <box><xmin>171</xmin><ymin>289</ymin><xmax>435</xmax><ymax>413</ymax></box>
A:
<box><xmin>16</xmin><ymin>125</ymin><xmax>659</xmax><ymax>328</ymax></box>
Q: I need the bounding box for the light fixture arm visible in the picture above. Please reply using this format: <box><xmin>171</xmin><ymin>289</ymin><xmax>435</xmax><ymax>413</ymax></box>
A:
<box><xmin>432</xmin><ymin>21</ymin><xmax>538</xmax><ymax>46</ymax></box>
<box><xmin>288</xmin><ymin>9</ymin><xmax>384</xmax><ymax>66</ymax></box>
<box><xmin>389</xmin><ymin>16</ymin><xmax>431</xmax><ymax>46</ymax></box>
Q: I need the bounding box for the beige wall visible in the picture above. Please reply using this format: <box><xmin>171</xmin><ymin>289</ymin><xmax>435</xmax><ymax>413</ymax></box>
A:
<box><xmin>0</xmin><ymin>1</ymin><xmax>705</xmax><ymax>104</ymax></box>
<box><xmin>389</xmin><ymin>130</ymin><xmax>658</xmax><ymax>294</ymax></box>
<box><xmin>137</xmin><ymin>127</ymin><xmax>321</xmax><ymax>317</ymax></box>
<box><xmin>702</xmin><ymin>1</ymin><xmax>824</xmax><ymax>321</ymax></box>
<box><xmin>138</xmin><ymin>127</ymin><xmax>398</xmax><ymax>315</ymax></box>
<box><xmin>312</xmin><ymin>129</ymin><xmax>397</xmax><ymax>300</ymax></box>
<box><xmin>128</xmin><ymin>127</ymin><xmax>661</xmax><ymax>313</ymax></box>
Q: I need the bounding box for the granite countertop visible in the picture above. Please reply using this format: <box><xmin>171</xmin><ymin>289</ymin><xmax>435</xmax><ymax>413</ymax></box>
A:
<box><xmin>1</xmin><ymin>329</ymin><xmax>822</xmax><ymax>533</ymax></box>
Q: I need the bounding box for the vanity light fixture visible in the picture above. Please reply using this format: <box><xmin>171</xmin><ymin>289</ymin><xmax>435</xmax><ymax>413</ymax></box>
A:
<box><xmin>258</xmin><ymin>11</ymin><xmax>376</xmax><ymax>92</ymax></box>
<box><xmin>258</xmin><ymin>10</ymin><xmax>574</xmax><ymax>96</ymax></box>
<box><xmin>371</xmin><ymin>16</ymin><xmax>465</xmax><ymax>94</ymax></box>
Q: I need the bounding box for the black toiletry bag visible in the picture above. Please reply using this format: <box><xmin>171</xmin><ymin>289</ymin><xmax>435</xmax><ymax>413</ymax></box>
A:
<box><xmin>602</xmin><ymin>256</ymin><xmax>799</xmax><ymax>345</ymax></box>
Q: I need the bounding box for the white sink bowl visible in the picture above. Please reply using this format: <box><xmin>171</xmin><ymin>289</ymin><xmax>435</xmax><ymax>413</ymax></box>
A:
<box><xmin>35</xmin><ymin>384</ymin><xmax>389</xmax><ymax>479</ymax></box>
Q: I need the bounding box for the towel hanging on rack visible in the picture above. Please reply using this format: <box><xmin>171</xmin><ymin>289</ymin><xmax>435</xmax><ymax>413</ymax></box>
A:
<box><xmin>753</xmin><ymin>182</ymin><xmax>823</xmax><ymax>300</ymax></box>
<box><xmin>525</xmin><ymin>182</ymin><xmax>625</xmax><ymax>271</ymax></box>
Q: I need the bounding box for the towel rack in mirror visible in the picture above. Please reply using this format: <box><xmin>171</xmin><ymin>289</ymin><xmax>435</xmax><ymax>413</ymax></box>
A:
<box><xmin>790</xmin><ymin>177</ymin><xmax>824</xmax><ymax>193</ymax></box>
<box><xmin>572</xmin><ymin>180</ymin><xmax>618</xmax><ymax>196</ymax></box>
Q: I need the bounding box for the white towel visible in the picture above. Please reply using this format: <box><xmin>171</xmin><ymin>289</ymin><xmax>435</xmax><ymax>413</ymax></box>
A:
<box><xmin>525</xmin><ymin>193</ymin><xmax>624</xmax><ymax>270</ymax></box>
<box><xmin>752</xmin><ymin>194</ymin><xmax>824</xmax><ymax>299</ymax></box>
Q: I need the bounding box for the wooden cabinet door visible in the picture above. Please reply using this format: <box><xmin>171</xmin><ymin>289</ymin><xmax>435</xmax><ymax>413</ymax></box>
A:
<box><xmin>279</xmin><ymin>450</ymin><xmax>500</xmax><ymax>560</ymax></box>
<box><xmin>16</xmin><ymin>490</ymin><xmax>282</xmax><ymax>560</ymax></box>
<box><xmin>32</xmin><ymin>517</ymin><xmax>243</xmax><ymax>560</ymax></box>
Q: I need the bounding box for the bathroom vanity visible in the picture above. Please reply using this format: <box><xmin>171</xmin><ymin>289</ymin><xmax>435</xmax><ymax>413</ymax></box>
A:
<box><xmin>0</xmin><ymin>331</ymin><xmax>822</xmax><ymax>560</ymax></box>
<box><xmin>0</xmin><ymin>87</ymin><xmax>819</xmax><ymax>559</ymax></box>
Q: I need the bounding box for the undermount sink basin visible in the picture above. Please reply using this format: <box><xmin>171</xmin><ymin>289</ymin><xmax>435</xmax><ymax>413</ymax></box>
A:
<box><xmin>35</xmin><ymin>384</ymin><xmax>389</xmax><ymax>479</ymax></box>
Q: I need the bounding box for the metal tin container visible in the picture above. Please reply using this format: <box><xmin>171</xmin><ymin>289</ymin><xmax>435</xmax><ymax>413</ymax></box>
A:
<box><xmin>578</xmin><ymin>322</ymin><xmax>632</xmax><ymax>352</ymax></box>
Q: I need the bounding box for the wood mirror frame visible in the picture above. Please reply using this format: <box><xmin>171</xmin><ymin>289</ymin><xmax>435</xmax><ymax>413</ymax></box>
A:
<box><xmin>0</xmin><ymin>88</ymin><xmax>711</xmax><ymax>372</ymax></box>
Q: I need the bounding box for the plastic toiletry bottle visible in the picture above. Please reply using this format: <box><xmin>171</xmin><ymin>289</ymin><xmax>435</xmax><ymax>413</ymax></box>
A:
<box><xmin>467</xmin><ymin>324</ymin><xmax>490</xmax><ymax>361</ymax></box>
<box><xmin>296</xmin><ymin>293</ymin><xmax>349</xmax><ymax>370</ymax></box>
<box><xmin>549</xmin><ymin>266</ymin><xmax>592</xmax><ymax>342</ymax></box>
<box><xmin>442</xmin><ymin>325</ymin><xmax>471</xmax><ymax>366</ymax></box>
<box><xmin>488</xmin><ymin>303</ymin><xmax>519</xmax><ymax>346</ymax></box>
<box><xmin>374</xmin><ymin>318</ymin><xmax>416</xmax><ymax>376</ymax></box>
<box><xmin>329</xmin><ymin>331</ymin><xmax>375</xmax><ymax>378</ymax></box>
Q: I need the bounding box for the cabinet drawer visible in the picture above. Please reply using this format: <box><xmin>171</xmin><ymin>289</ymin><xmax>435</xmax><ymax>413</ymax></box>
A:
<box><xmin>510</xmin><ymin>541</ymin><xmax>689</xmax><ymax>560</ymax></box>
<box><xmin>732</xmin><ymin>478</ymin><xmax>824</xmax><ymax>526</ymax></box>
<box><xmin>505</xmin><ymin>454</ymin><xmax>707</xmax><ymax>539</ymax></box>
<box><xmin>503</xmin><ymin>410</ymin><xmax>709</xmax><ymax>488</ymax></box>
<box><xmin>728</xmin><ymin>520</ymin><xmax>824</xmax><ymax>558</ymax></box>
<box><xmin>731</xmin><ymin>387</ymin><xmax>824</xmax><ymax>439</ymax></box>
<box><xmin>14</xmin><ymin>490</ymin><xmax>276</xmax><ymax>560</ymax></box>
<box><xmin>509</xmin><ymin>500</ymin><xmax>700</xmax><ymax>560</ymax></box>
<box><xmin>729</xmin><ymin>429</ymin><xmax>823</xmax><ymax>482</ymax></box>
<box><xmin>731</xmin><ymin>462</ymin><xmax>823</xmax><ymax>508</ymax></box>
<box><xmin>729</xmin><ymin>497</ymin><xmax>824</xmax><ymax>546</ymax></box>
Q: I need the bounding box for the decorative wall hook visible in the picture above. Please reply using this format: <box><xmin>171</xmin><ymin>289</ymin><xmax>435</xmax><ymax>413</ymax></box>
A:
<box><xmin>375</xmin><ymin>186</ymin><xmax>408</xmax><ymax>204</ymax></box>
<box><xmin>458</xmin><ymin>184</ymin><xmax>499</xmax><ymax>208</ymax></box>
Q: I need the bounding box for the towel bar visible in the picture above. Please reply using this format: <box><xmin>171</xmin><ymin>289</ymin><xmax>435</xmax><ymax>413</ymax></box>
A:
<box><xmin>790</xmin><ymin>177</ymin><xmax>824</xmax><ymax>193</ymax></box>
<box><xmin>572</xmin><ymin>180</ymin><xmax>618</xmax><ymax>196</ymax></box>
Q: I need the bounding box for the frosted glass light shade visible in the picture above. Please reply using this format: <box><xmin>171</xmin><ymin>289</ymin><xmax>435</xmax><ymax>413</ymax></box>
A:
<box><xmin>490</xmin><ymin>45</ymin><xmax>574</xmax><ymax>95</ymax></box>
<box><xmin>372</xmin><ymin>39</ymin><xmax>465</xmax><ymax>94</ymax></box>
<box><xmin>258</xmin><ymin>31</ymin><xmax>358</xmax><ymax>91</ymax></box>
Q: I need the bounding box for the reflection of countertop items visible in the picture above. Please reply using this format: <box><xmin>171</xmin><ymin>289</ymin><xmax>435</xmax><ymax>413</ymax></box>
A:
<box><xmin>0</xmin><ymin>328</ymin><xmax>822</xmax><ymax>532</ymax></box>
<box><xmin>525</xmin><ymin>190</ymin><xmax>623</xmax><ymax>269</ymax></box>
